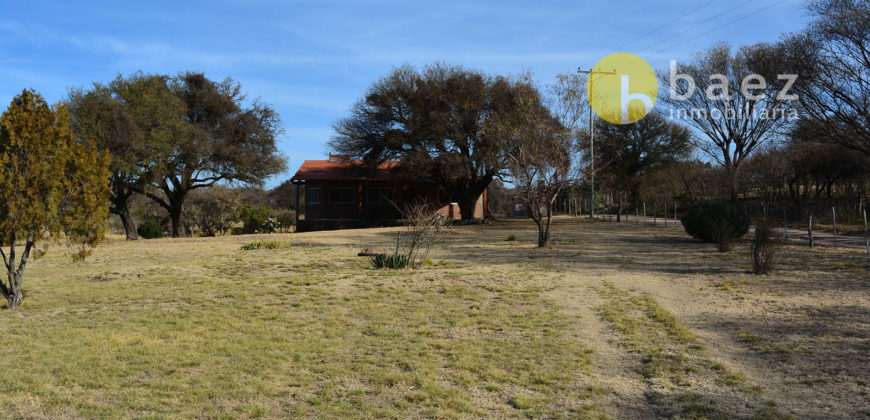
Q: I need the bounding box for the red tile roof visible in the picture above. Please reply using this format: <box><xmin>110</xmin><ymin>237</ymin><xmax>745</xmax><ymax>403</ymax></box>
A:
<box><xmin>291</xmin><ymin>160</ymin><xmax>400</xmax><ymax>182</ymax></box>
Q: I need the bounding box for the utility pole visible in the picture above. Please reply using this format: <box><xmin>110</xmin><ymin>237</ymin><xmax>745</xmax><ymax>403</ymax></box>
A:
<box><xmin>577</xmin><ymin>67</ymin><xmax>616</xmax><ymax>219</ymax></box>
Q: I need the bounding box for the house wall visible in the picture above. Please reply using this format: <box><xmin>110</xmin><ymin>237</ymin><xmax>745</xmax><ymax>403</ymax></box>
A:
<box><xmin>300</xmin><ymin>181</ymin><xmax>486</xmax><ymax>227</ymax></box>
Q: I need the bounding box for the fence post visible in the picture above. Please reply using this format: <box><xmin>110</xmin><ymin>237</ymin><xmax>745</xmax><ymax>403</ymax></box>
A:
<box><xmin>662</xmin><ymin>201</ymin><xmax>668</xmax><ymax>227</ymax></box>
<box><xmin>653</xmin><ymin>201</ymin><xmax>657</xmax><ymax>225</ymax></box>
<box><xmin>864</xmin><ymin>209</ymin><xmax>868</xmax><ymax>255</ymax></box>
<box><xmin>674</xmin><ymin>202</ymin><xmax>677</xmax><ymax>225</ymax></box>
<box><xmin>783</xmin><ymin>207</ymin><xmax>788</xmax><ymax>244</ymax></box>
<box><xmin>833</xmin><ymin>206</ymin><xmax>838</xmax><ymax>248</ymax></box>
<box><xmin>636</xmin><ymin>204</ymin><xmax>639</xmax><ymax>225</ymax></box>
<box><xmin>643</xmin><ymin>202</ymin><xmax>646</xmax><ymax>224</ymax></box>
<box><xmin>808</xmin><ymin>212</ymin><xmax>814</xmax><ymax>248</ymax></box>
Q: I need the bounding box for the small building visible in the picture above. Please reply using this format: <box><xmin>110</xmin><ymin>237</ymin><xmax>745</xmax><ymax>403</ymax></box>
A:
<box><xmin>290</xmin><ymin>155</ymin><xmax>486</xmax><ymax>231</ymax></box>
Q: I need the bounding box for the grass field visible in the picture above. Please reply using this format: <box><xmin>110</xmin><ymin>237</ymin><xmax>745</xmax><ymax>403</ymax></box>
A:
<box><xmin>1</xmin><ymin>217</ymin><xmax>868</xmax><ymax>418</ymax></box>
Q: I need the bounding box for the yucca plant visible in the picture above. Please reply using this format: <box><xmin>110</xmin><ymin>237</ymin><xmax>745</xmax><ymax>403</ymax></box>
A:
<box><xmin>370</xmin><ymin>253</ymin><xmax>410</xmax><ymax>269</ymax></box>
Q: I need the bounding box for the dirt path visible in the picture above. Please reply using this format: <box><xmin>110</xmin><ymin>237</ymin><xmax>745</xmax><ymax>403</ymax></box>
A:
<box><xmin>545</xmin><ymin>273</ymin><xmax>657</xmax><ymax>419</ymax></box>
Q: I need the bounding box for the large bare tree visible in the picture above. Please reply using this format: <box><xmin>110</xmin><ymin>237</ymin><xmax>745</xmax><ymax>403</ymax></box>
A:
<box><xmin>495</xmin><ymin>77</ymin><xmax>573</xmax><ymax>247</ymax></box>
<box><xmin>778</xmin><ymin>0</ymin><xmax>870</xmax><ymax>156</ymax></box>
<box><xmin>661</xmin><ymin>43</ymin><xmax>795</xmax><ymax>201</ymax></box>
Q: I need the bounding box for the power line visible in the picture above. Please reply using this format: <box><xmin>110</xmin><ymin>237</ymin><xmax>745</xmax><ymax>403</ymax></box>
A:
<box><xmin>634</xmin><ymin>0</ymin><xmax>754</xmax><ymax>56</ymax></box>
<box><xmin>655</xmin><ymin>0</ymin><xmax>787</xmax><ymax>54</ymax></box>
<box><xmin>615</xmin><ymin>0</ymin><xmax>717</xmax><ymax>52</ymax></box>
<box><xmin>584</xmin><ymin>0</ymin><xmax>765</xmax><ymax>77</ymax></box>
<box><xmin>577</xmin><ymin>1</ymin><xmax>718</xmax><ymax>71</ymax></box>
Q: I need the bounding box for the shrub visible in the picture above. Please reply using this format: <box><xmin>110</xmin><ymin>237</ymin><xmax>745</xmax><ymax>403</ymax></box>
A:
<box><xmin>137</xmin><ymin>219</ymin><xmax>164</xmax><ymax>239</ymax></box>
<box><xmin>240</xmin><ymin>240</ymin><xmax>291</xmax><ymax>250</ymax></box>
<box><xmin>398</xmin><ymin>200</ymin><xmax>448</xmax><ymax>268</ymax></box>
<box><xmin>370</xmin><ymin>253</ymin><xmax>410</xmax><ymax>269</ymax></box>
<box><xmin>240</xmin><ymin>204</ymin><xmax>273</xmax><ymax>234</ymax></box>
<box><xmin>188</xmin><ymin>186</ymin><xmax>241</xmax><ymax>236</ymax></box>
<box><xmin>506</xmin><ymin>234</ymin><xmax>517</xmax><ymax>241</ymax></box>
<box><xmin>273</xmin><ymin>209</ymin><xmax>296</xmax><ymax>233</ymax></box>
<box><xmin>259</xmin><ymin>217</ymin><xmax>281</xmax><ymax>234</ymax></box>
<box><xmin>750</xmin><ymin>224</ymin><xmax>776</xmax><ymax>274</ymax></box>
<box><xmin>681</xmin><ymin>200</ymin><xmax>750</xmax><ymax>252</ymax></box>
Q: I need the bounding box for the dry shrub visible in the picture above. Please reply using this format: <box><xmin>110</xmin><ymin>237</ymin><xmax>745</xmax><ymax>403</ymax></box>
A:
<box><xmin>398</xmin><ymin>199</ymin><xmax>449</xmax><ymax>268</ymax></box>
<box><xmin>750</xmin><ymin>224</ymin><xmax>777</xmax><ymax>274</ymax></box>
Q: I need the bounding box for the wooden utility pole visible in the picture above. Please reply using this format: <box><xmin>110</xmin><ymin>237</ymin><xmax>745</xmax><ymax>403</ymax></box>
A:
<box><xmin>577</xmin><ymin>68</ymin><xmax>616</xmax><ymax>220</ymax></box>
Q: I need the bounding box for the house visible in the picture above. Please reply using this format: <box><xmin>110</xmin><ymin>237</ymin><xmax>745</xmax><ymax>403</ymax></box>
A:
<box><xmin>290</xmin><ymin>155</ymin><xmax>486</xmax><ymax>232</ymax></box>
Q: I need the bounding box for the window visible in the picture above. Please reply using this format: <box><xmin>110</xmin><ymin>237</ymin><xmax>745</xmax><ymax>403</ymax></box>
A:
<box><xmin>367</xmin><ymin>188</ymin><xmax>393</xmax><ymax>204</ymax></box>
<box><xmin>307</xmin><ymin>187</ymin><xmax>321</xmax><ymax>204</ymax></box>
<box><xmin>328</xmin><ymin>188</ymin><xmax>355</xmax><ymax>204</ymax></box>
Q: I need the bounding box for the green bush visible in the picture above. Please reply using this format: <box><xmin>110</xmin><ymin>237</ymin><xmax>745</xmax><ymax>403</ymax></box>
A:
<box><xmin>681</xmin><ymin>200</ymin><xmax>750</xmax><ymax>251</ymax></box>
<box><xmin>240</xmin><ymin>240</ymin><xmax>292</xmax><ymax>250</ymax></box>
<box><xmin>506</xmin><ymin>234</ymin><xmax>517</xmax><ymax>241</ymax></box>
<box><xmin>136</xmin><ymin>219</ymin><xmax>164</xmax><ymax>239</ymax></box>
<box><xmin>370</xmin><ymin>253</ymin><xmax>410</xmax><ymax>269</ymax></box>
<box><xmin>240</xmin><ymin>204</ymin><xmax>273</xmax><ymax>234</ymax></box>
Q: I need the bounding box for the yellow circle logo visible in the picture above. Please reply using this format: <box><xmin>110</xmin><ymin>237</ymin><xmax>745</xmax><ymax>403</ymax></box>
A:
<box><xmin>587</xmin><ymin>53</ymin><xmax>658</xmax><ymax>125</ymax></box>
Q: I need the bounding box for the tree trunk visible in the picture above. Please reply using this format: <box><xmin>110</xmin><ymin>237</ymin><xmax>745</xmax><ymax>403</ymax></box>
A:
<box><xmin>116</xmin><ymin>206</ymin><xmax>138</xmax><ymax>240</ymax></box>
<box><xmin>4</xmin><ymin>281</ymin><xmax>22</xmax><ymax>310</ymax></box>
<box><xmin>728</xmin><ymin>170</ymin><xmax>739</xmax><ymax>203</ymax></box>
<box><xmin>451</xmin><ymin>174</ymin><xmax>494</xmax><ymax>220</ymax></box>
<box><xmin>2</xmin><ymin>237</ymin><xmax>32</xmax><ymax>310</ymax></box>
<box><xmin>169</xmin><ymin>204</ymin><xmax>184</xmax><ymax>238</ymax></box>
<box><xmin>457</xmin><ymin>195</ymin><xmax>478</xmax><ymax>221</ymax></box>
<box><xmin>110</xmin><ymin>179</ymin><xmax>138</xmax><ymax>240</ymax></box>
<box><xmin>537</xmin><ymin>201</ymin><xmax>553</xmax><ymax>248</ymax></box>
<box><xmin>538</xmin><ymin>227</ymin><xmax>548</xmax><ymax>248</ymax></box>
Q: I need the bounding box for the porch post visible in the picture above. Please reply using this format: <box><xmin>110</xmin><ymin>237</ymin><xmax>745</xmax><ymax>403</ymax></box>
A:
<box><xmin>295</xmin><ymin>182</ymin><xmax>300</xmax><ymax>225</ymax></box>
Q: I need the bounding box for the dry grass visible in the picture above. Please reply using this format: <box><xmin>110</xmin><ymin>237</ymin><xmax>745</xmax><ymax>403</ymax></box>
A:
<box><xmin>0</xmin><ymin>217</ymin><xmax>867</xmax><ymax>418</ymax></box>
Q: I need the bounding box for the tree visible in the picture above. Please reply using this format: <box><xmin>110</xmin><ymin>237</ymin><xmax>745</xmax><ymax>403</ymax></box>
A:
<box><xmin>496</xmin><ymin>78</ymin><xmax>573</xmax><ymax>247</ymax></box>
<box><xmin>66</xmin><ymin>73</ymin><xmax>178</xmax><ymax>240</ymax></box>
<box><xmin>330</xmin><ymin>64</ymin><xmax>525</xmax><ymax>220</ymax></box>
<box><xmin>0</xmin><ymin>90</ymin><xmax>111</xmax><ymax>309</ymax></box>
<box><xmin>661</xmin><ymin>43</ymin><xmax>795</xmax><ymax>201</ymax></box>
<box><xmin>141</xmin><ymin>73</ymin><xmax>286</xmax><ymax>237</ymax></box>
<box><xmin>591</xmin><ymin>112</ymin><xmax>692</xmax><ymax>220</ymax></box>
<box><xmin>778</xmin><ymin>0</ymin><xmax>870</xmax><ymax>156</ymax></box>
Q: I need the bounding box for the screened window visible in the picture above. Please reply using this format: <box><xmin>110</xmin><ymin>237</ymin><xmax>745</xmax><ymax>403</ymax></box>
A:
<box><xmin>328</xmin><ymin>188</ymin><xmax>355</xmax><ymax>204</ymax></box>
<box><xmin>367</xmin><ymin>189</ymin><xmax>394</xmax><ymax>204</ymax></box>
<box><xmin>307</xmin><ymin>187</ymin><xmax>321</xmax><ymax>204</ymax></box>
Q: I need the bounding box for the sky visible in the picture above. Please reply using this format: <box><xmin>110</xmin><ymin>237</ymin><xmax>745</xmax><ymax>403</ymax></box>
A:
<box><xmin>0</xmin><ymin>0</ymin><xmax>810</xmax><ymax>188</ymax></box>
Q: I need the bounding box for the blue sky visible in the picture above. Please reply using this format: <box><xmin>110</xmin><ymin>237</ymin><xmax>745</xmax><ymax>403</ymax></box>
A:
<box><xmin>1</xmin><ymin>0</ymin><xmax>809</xmax><ymax>187</ymax></box>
